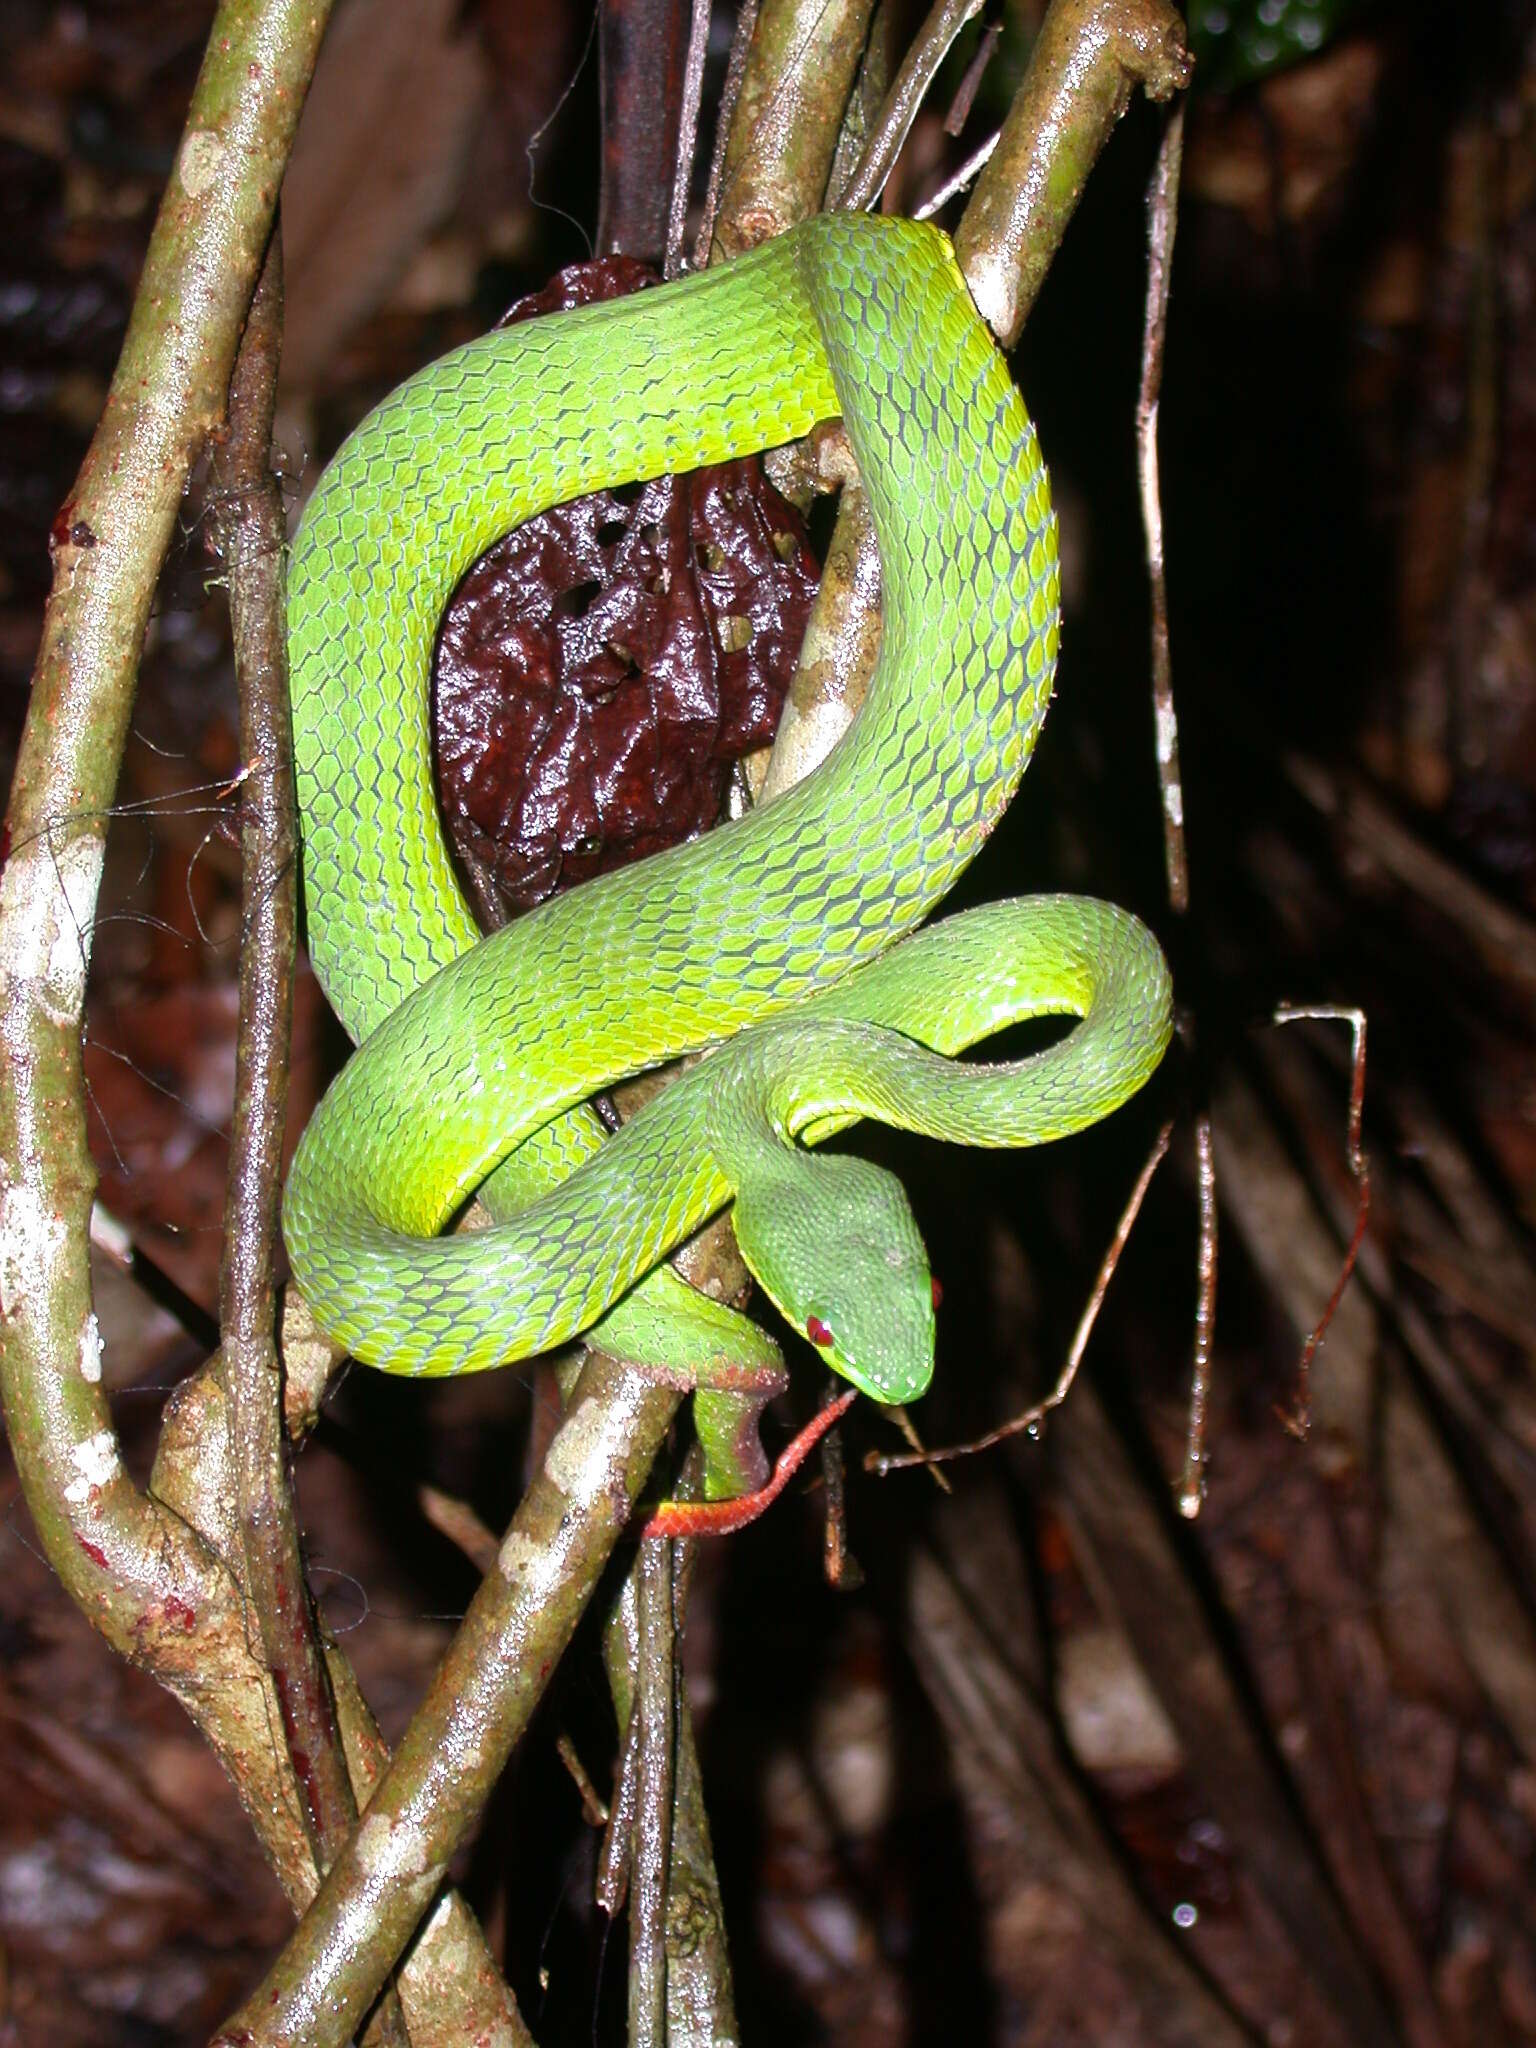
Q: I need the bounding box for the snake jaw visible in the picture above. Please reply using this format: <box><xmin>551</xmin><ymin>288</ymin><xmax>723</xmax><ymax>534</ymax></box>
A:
<box><xmin>773</xmin><ymin>1283</ymin><xmax>936</xmax><ymax>1406</ymax></box>
<box><xmin>827</xmin><ymin>1337</ymin><xmax>936</xmax><ymax>1408</ymax></box>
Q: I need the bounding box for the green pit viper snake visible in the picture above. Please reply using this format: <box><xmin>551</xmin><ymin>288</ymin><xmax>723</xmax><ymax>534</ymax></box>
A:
<box><xmin>282</xmin><ymin>214</ymin><xmax>1173</xmax><ymax>1516</ymax></box>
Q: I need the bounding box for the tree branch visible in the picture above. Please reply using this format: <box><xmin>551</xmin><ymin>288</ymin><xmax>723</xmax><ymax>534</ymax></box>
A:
<box><xmin>836</xmin><ymin>0</ymin><xmax>984</xmax><ymax>214</ymax></box>
<box><xmin>708</xmin><ymin>0</ymin><xmax>879</xmax><ymax>259</ymax></box>
<box><xmin>0</xmin><ymin>8</ymin><xmax>525</xmax><ymax>2036</ymax></box>
<box><xmin>213</xmin><ymin>1353</ymin><xmax>679</xmax><ymax>2046</ymax></box>
<box><xmin>208</xmin><ymin>232</ymin><xmax>413</xmax><ymax>2048</ymax></box>
<box><xmin>0</xmin><ymin>0</ymin><xmax>327</xmax><ymax>1723</ymax></box>
<box><xmin>955</xmin><ymin>0</ymin><xmax>1193</xmax><ymax>348</ymax></box>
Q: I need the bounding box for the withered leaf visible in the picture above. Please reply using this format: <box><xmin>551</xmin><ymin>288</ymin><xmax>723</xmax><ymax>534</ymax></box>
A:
<box><xmin>432</xmin><ymin>255</ymin><xmax>820</xmax><ymax>921</ymax></box>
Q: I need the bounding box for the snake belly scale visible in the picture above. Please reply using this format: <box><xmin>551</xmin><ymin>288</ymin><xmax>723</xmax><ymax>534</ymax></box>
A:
<box><xmin>282</xmin><ymin>213</ymin><xmax>1172</xmax><ymax>1412</ymax></box>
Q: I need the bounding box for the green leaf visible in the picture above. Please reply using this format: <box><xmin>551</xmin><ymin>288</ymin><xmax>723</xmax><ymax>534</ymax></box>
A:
<box><xmin>1186</xmin><ymin>0</ymin><xmax>1362</xmax><ymax>93</ymax></box>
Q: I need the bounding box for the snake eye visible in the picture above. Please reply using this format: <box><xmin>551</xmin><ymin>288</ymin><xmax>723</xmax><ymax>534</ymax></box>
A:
<box><xmin>806</xmin><ymin>1315</ymin><xmax>834</xmax><ymax>1348</ymax></box>
<box><xmin>931</xmin><ymin>1277</ymin><xmax>943</xmax><ymax>1309</ymax></box>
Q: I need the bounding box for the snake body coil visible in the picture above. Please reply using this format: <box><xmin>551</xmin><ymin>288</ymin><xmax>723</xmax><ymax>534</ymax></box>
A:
<box><xmin>283</xmin><ymin>215</ymin><xmax>1171</xmax><ymax>1409</ymax></box>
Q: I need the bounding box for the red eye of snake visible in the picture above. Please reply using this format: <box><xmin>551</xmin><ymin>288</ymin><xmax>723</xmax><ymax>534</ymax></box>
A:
<box><xmin>931</xmin><ymin>1277</ymin><xmax>944</xmax><ymax>1309</ymax></box>
<box><xmin>806</xmin><ymin>1315</ymin><xmax>833</xmax><ymax>1347</ymax></box>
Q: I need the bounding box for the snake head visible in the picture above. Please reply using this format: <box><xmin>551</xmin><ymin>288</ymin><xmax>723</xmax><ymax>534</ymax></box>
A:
<box><xmin>731</xmin><ymin>1152</ymin><xmax>936</xmax><ymax>1406</ymax></box>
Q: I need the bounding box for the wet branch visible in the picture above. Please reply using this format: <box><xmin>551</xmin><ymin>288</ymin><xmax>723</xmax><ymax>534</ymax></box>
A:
<box><xmin>211</xmin><ymin>229</ymin><xmax>342</xmax><ymax>1875</ymax></box>
<box><xmin>629</xmin><ymin>1537</ymin><xmax>677</xmax><ymax>2047</ymax></box>
<box><xmin>596</xmin><ymin>0</ymin><xmax>693</xmax><ymax>265</ymax></box>
<box><xmin>1137</xmin><ymin>104</ymin><xmax>1189</xmax><ymax>911</ymax></box>
<box><xmin>212</xmin><ymin>1353</ymin><xmax>680</xmax><ymax>2047</ymax></box>
<box><xmin>0</xmin><ymin>7</ymin><xmax>526</xmax><ymax>2037</ymax></box>
<box><xmin>954</xmin><ymin>0</ymin><xmax>1193</xmax><ymax>347</ymax></box>
<box><xmin>1130</xmin><ymin>99</ymin><xmax>1224</xmax><ymax>1518</ymax></box>
<box><xmin>836</xmin><ymin>0</ymin><xmax>985</xmax><ymax>214</ymax></box>
<box><xmin>207</xmin><ymin>236</ymin><xmax>411</xmax><ymax>2048</ymax></box>
<box><xmin>692</xmin><ymin>0</ymin><xmax>761</xmax><ymax>269</ymax></box>
<box><xmin>665</xmin><ymin>0</ymin><xmax>713</xmax><ymax>278</ymax></box>
<box><xmin>0</xmin><ymin>0</ymin><xmax>327</xmax><ymax>1688</ymax></box>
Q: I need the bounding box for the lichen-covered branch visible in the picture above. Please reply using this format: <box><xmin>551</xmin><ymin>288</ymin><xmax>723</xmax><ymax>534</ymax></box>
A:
<box><xmin>0</xmin><ymin>0</ymin><xmax>327</xmax><ymax>1713</ymax></box>
<box><xmin>709</xmin><ymin>0</ymin><xmax>879</xmax><ymax>258</ymax></box>
<box><xmin>0</xmin><ymin>7</ymin><xmax>522</xmax><ymax>2037</ymax></box>
<box><xmin>212</xmin><ymin>1353</ymin><xmax>680</xmax><ymax>2047</ymax></box>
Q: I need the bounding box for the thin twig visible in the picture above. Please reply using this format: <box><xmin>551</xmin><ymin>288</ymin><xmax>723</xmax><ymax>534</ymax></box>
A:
<box><xmin>597</xmin><ymin>1553</ymin><xmax>644</xmax><ymax>1914</ymax></box>
<box><xmin>1271</xmin><ymin>1005</ymin><xmax>1371</xmax><ymax>1438</ymax></box>
<box><xmin>837</xmin><ymin>0</ymin><xmax>984</xmax><ymax>214</ymax></box>
<box><xmin>597</xmin><ymin>1568</ymin><xmax>642</xmax><ymax>1918</ymax></box>
<box><xmin>211</xmin><ymin>232</ymin><xmax>321</xmax><ymax>1838</ymax></box>
<box><xmin>666</xmin><ymin>0</ymin><xmax>714</xmax><ymax>277</ymax></box>
<box><xmin>557</xmin><ymin>1733</ymin><xmax>612</xmax><ymax>1829</ymax></box>
<box><xmin>914</xmin><ymin>126</ymin><xmax>1000</xmax><ymax>219</ymax></box>
<box><xmin>213</xmin><ymin>223</ymin><xmax>413</xmax><ymax>2048</ymax></box>
<box><xmin>1178</xmin><ymin>1113</ymin><xmax>1217</xmax><ymax>1519</ymax></box>
<box><xmin>820</xmin><ymin>1379</ymin><xmax>864</xmax><ymax>1588</ymax></box>
<box><xmin>944</xmin><ymin>20</ymin><xmax>1001</xmax><ymax>132</ymax></box>
<box><xmin>1132</xmin><ymin>97</ymin><xmax>1220</xmax><ymax>1520</ymax></box>
<box><xmin>825</xmin><ymin>4</ymin><xmax>893</xmax><ymax>211</ymax></box>
<box><xmin>630</xmin><ymin>1537</ymin><xmax>677</xmax><ymax>2046</ymax></box>
<box><xmin>658</xmin><ymin>1539</ymin><xmax>739</xmax><ymax>2042</ymax></box>
<box><xmin>1137</xmin><ymin>103</ymin><xmax>1188</xmax><ymax>910</ymax></box>
<box><xmin>867</xmin><ymin>1121</ymin><xmax>1174</xmax><ymax>1476</ymax></box>
<box><xmin>417</xmin><ymin>1483</ymin><xmax>500</xmax><ymax>1574</ymax></box>
<box><xmin>692</xmin><ymin>0</ymin><xmax>760</xmax><ymax>269</ymax></box>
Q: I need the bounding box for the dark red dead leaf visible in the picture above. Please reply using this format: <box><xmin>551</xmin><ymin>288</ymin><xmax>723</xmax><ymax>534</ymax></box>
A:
<box><xmin>432</xmin><ymin>254</ymin><xmax>820</xmax><ymax>919</ymax></box>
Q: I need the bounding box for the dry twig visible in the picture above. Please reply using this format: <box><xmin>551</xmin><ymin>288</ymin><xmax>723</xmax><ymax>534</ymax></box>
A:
<box><xmin>867</xmin><ymin>1121</ymin><xmax>1174</xmax><ymax>1475</ymax></box>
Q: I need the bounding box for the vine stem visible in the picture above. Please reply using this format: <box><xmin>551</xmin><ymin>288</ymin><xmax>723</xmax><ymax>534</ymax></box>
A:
<box><xmin>0</xmin><ymin>8</ymin><xmax>528</xmax><ymax>2036</ymax></box>
<box><xmin>213</xmin><ymin>1354</ymin><xmax>680</xmax><ymax>2047</ymax></box>
<box><xmin>0</xmin><ymin>0</ymin><xmax>328</xmax><ymax>1736</ymax></box>
<box><xmin>209</xmin><ymin>233</ymin><xmax>414</xmax><ymax>2048</ymax></box>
